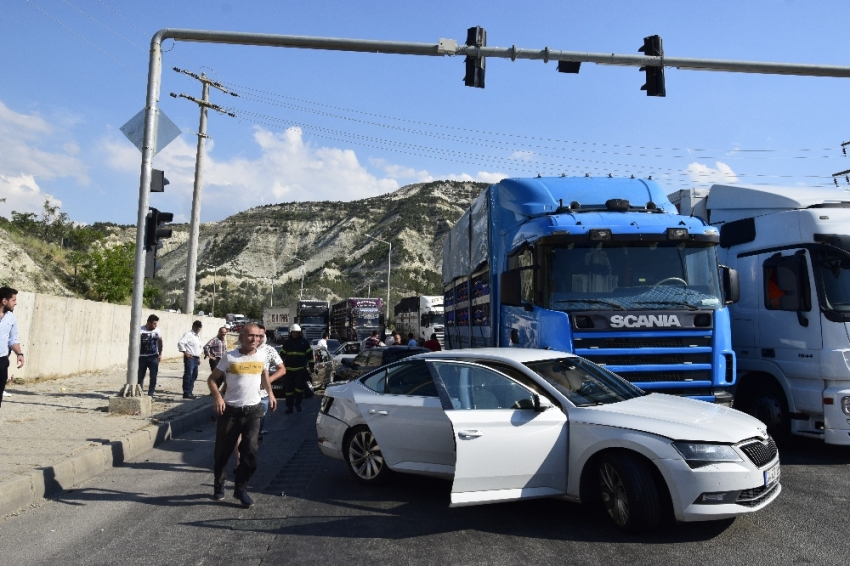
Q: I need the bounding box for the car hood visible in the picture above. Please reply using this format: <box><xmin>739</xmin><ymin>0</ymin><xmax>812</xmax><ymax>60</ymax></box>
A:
<box><xmin>569</xmin><ymin>394</ymin><xmax>768</xmax><ymax>444</ymax></box>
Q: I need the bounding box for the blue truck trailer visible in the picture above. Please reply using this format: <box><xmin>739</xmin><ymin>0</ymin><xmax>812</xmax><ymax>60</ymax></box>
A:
<box><xmin>441</xmin><ymin>176</ymin><xmax>740</xmax><ymax>404</ymax></box>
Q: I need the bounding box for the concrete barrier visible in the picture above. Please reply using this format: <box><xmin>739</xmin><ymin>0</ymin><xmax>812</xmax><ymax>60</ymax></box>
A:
<box><xmin>10</xmin><ymin>291</ymin><xmax>226</xmax><ymax>381</ymax></box>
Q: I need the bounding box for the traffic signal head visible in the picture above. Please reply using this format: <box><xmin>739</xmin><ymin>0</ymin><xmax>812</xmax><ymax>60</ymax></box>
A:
<box><xmin>464</xmin><ymin>26</ymin><xmax>486</xmax><ymax>88</ymax></box>
<box><xmin>638</xmin><ymin>35</ymin><xmax>666</xmax><ymax>97</ymax></box>
<box><xmin>150</xmin><ymin>169</ymin><xmax>170</xmax><ymax>193</ymax></box>
<box><xmin>144</xmin><ymin>208</ymin><xmax>173</xmax><ymax>251</ymax></box>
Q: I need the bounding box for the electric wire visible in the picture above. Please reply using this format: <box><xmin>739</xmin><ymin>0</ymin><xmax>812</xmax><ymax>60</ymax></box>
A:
<box><xmin>58</xmin><ymin>0</ymin><xmax>147</xmax><ymax>53</ymax></box>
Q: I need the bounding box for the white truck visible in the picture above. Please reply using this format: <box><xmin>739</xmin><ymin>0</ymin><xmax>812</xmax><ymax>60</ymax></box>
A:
<box><xmin>670</xmin><ymin>184</ymin><xmax>850</xmax><ymax>444</ymax></box>
<box><xmin>394</xmin><ymin>295</ymin><xmax>445</xmax><ymax>346</ymax></box>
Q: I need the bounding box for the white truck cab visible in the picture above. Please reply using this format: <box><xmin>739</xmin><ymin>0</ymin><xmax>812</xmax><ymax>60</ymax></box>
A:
<box><xmin>670</xmin><ymin>184</ymin><xmax>850</xmax><ymax>444</ymax></box>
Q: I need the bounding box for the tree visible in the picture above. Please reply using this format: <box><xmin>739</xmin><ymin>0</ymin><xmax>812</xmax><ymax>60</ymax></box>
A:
<box><xmin>9</xmin><ymin>199</ymin><xmax>71</xmax><ymax>244</ymax></box>
<box><xmin>80</xmin><ymin>242</ymin><xmax>135</xmax><ymax>303</ymax></box>
<box><xmin>66</xmin><ymin>225</ymin><xmax>104</xmax><ymax>289</ymax></box>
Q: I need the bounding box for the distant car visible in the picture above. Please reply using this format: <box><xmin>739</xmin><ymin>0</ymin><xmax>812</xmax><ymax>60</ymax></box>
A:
<box><xmin>317</xmin><ymin>348</ymin><xmax>781</xmax><ymax>533</ymax></box>
<box><xmin>275</xmin><ymin>326</ymin><xmax>289</xmax><ymax>343</ymax></box>
<box><xmin>311</xmin><ymin>338</ymin><xmax>341</xmax><ymax>352</ymax></box>
<box><xmin>271</xmin><ymin>346</ymin><xmax>335</xmax><ymax>398</ymax></box>
<box><xmin>332</xmin><ymin>341</ymin><xmax>361</xmax><ymax>366</ymax></box>
<box><xmin>333</xmin><ymin>346</ymin><xmax>429</xmax><ymax>382</ymax></box>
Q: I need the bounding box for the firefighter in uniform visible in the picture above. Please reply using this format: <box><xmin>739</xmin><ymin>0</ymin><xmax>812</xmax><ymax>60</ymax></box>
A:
<box><xmin>279</xmin><ymin>324</ymin><xmax>313</xmax><ymax>413</ymax></box>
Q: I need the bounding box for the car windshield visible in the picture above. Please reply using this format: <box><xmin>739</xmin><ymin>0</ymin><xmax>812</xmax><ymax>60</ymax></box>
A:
<box><xmin>545</xmin><ymin>243</ymin><xmax>722</xmax><ymax>311</ymax></box>
<box><xmin>524</xmin><ymin>357</ymin><xmax>644</xmax><ymax>406</ymax></box>
<box><xmin>812</xmin><ymin>249</ymin><xmax>850</xmax><ymax>312</ymax></box>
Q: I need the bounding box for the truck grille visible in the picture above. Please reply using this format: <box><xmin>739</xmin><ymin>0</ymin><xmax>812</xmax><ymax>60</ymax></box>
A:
<box><xmin>584</xmin><ymin>353</ymin><xmax>711</xmax><ymax>366</ymax></box>
<box><xmin>575</xmin><ymin>336</ymin><xmax>712</xmax><ymax>349</ymax></box>
<box><xmin>736</xmin><ymin>482</ymin><xmax>779</xmax><ymax>507</ymax></box>
<box><xmin>739</xmin><ymin>437</ymin><xmax>778</xmax><ymax>468</ymax></box>
<box><xmin>614</xmin><ymin>371</ymin><xmax>712</xmax><ymax>383</ymax></box>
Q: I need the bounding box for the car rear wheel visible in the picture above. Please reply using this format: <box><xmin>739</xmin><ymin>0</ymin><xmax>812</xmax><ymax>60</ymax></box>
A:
<box><xmin>344</xmin><ymin>426</ymin><xmax>390</xmax><ymax>485</ymax></box>
<box><xmin>597</xmin><ymin>452</ymin><xmax>661</xmax><ymax>533</ymax></box>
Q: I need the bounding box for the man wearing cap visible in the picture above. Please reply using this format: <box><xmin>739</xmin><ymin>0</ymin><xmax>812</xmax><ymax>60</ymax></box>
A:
<box><xmin>178</xmin><ymin>320</ymin><xmax>204</xmax><ymax>399</ymax></box>
<box><xmin>279</xmin><ymin>324</ymin><xmax>313</xmax><ymax>413</ymax></box>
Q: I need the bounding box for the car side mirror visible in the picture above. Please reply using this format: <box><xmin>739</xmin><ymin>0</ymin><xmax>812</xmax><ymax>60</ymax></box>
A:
<box><xmin>720</xmin><ymin>265</ymin><xmax>740</xmax><ymax>304</ymax></box>
<box><xmin>500</xmin><ymin>270</ymin><xmax>522</xmax><ymax>306</ymax></box>
<box><xmin>533</xmin><ymin>394</ymin><xmax>554</xmax><ymax>412</ymax></box>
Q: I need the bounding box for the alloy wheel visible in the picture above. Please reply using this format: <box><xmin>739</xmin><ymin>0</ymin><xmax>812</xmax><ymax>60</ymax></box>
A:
<box><xmin>599</xmin><ymin>461</ymin><xmax>630</xmax><ymax>526</ymax></box>
<box><xmin>348</xmin><ymin>430</ymin><xmax>385</xmax><ymax>481</ymax></box>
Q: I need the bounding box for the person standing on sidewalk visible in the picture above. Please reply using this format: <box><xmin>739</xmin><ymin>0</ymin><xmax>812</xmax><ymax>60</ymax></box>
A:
<box><xmin>204</xmin><ymin>326</ymin><xmax>228</xmax><ymax>375</ymax></box>
<box><xmin>178</xmin><ymin>320</ymin><xmax>203</xmax><ymax>399</ymax></box>
<box><xmin>138</xmin><ymin>314</ymin><xmax>163</xmax><ymax>396</ymax></box>
<box><xmin>207</xmin><ymin>323</ymin><xmax>276</xmax><ymax>507</ymax></box>
<box><xmin>0</xmin><ymin>287</ymin><xmax>24</xmax><ymax>408</ymax></box>
<box><xmin>279</xmin><ymin>324</ymin><xmax>312</xmax><ymax>414</ymax></box>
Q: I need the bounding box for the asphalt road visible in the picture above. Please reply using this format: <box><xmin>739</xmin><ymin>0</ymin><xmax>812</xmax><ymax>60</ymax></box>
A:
<box><xmin>1</xmin><ymin>398</ymin><xmax>849</xmax><ymax>566</ymax></box>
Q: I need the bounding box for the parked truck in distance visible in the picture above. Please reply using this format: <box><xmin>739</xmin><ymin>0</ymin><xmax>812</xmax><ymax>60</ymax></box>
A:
<box><xmin>670</xmin><ymin>184</ymin><xmax>850</xmax><ymax>444</ymax></box>
<box><xmin>394</xmin><ymin>296</ymin><xmax>445</xmax><ymax>346</ymax></box>
<box><xmin>330</xmin><ymin>298</ymin><xmax>384</xmax><ymax>342</ymax></box>
<box><xmin>289</xmin><ymin>300</ymin><xmax>330</xmax><ymax>341</ymax></box>
<box><xmin>225</xmin><ymin>313</ymin><xmax>245</xmax><ymax>330</ymax></box>
<box><xmin>263</xmin><ymin>307</ymin><xmax>290</xmax><ymax>329</ymax></box>
<box><xmin>442</xmin><ymin>176</ymin><xmax>740</xmax><ymax>404</ymax></box>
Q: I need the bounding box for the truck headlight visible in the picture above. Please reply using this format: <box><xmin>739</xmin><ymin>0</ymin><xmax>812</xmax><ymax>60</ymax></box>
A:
<box><xmin>842</xmin><ymin>396</ymin><xmax>850</xmax><ymax>417</ymax></box>
<box><xmin>672</xmin><ymin>442</ymin><xmax>742</xmax><ymax>468</ymax></box>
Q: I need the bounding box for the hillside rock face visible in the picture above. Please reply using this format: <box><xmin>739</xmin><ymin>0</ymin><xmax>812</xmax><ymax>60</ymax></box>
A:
<box><xmin>157</xmin><ymin>180</ymin><xmax>487</xmax><ymax>308</ymax></box>
<box><xmin>0</xmin><ymin>228</ymin><xmax>74</xmax><ymax>296</ymax></box>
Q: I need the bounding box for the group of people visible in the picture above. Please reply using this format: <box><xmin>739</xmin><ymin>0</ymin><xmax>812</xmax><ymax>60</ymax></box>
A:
<box><xmin>366</xmin><ymin>329</ymin><xmax>442</xmax><ymax>351</ymax></box>
<box><xmin>137</xmin><ymin>316</ymin><xmax>316</xmax><ymax>507</ymax></box>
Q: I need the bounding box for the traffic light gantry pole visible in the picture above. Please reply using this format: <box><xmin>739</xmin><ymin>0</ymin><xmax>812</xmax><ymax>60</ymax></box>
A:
<box><xmin>124</xmin><ymin>27</ymin><xmax>850</xmax><ymax>396</ymax></box>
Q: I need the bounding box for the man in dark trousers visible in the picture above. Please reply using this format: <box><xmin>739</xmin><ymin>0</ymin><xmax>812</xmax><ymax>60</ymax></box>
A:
<box><xmin>0</xmin><ymin>287</ymin><xmax>24</xmax><ymax>408</ymax></box>
<box><xmin>279</xmin><ymin>324</ymin><xmax>313</xmax><ymax>413</ymax></box>
<box><xmin>207</xmin><ymin>323</ymin><xmax>276</xmax><ymax>507</ymax></box>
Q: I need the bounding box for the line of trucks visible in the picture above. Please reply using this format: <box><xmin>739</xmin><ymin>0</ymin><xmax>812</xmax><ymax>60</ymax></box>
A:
<box><xmin>256</xmin><ymin>174</ymin><xmax>849</xmax><ymax>446</ymax></box>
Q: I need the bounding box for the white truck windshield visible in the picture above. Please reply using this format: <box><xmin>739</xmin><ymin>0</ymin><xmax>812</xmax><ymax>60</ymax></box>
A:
<box><xmin>545</xmin><ymin>243</ymin><xmax>723</xmax><ymax>311</ymax></box>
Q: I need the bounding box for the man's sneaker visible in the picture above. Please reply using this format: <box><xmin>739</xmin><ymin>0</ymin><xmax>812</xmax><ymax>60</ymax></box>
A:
<box><xmin>182</xmin><ymin>394</ymin><xmax>197</xmax><ymax>399</ymax></box>
<box><xmin>296</xmin><ymin>405</ymin><xmax>302</xmax><ymax>413</ymax></box>
<box><xmin>213</xmin><ymin>487</ymin><xmax>225</xmax><ymax>500</ymax></box>
<box><xmin>234</xmin><ymin>490</ymin><xmax>254</xmax><ymax>507</ymax></box>
<box><xmin>284</xmin><ymin>407</ymin><xmax>293</xmax><ymax>414</ymax></box>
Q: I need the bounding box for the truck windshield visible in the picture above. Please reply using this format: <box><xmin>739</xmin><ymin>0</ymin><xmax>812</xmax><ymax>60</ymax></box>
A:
<box><xmin>524</xmin><ymin>357</ymin><xmax>644</xmax><ymax>406</ymax></box>
<box><xmin>355</xmin><ymin>317</ymin><xmax>380</xmax><ymax>326</ymax></box>
<box><xmin>427</xmin><ymin>314</ymin><xmax>445</xmax><ymax>326</ymax></box>
<box><xmin>300</xmin><ymin>316</ymin><xmax>326</xmax><ymax>325</ymax></box>
<box><xmin>545</xmin><ymin>243</ymin><xmax>722</xmax><ymax>311</ymax></box>
<box><xmin>812</xmin><ymin>249</ymin><xmax>850</xmax><ymax>312</ymax></box>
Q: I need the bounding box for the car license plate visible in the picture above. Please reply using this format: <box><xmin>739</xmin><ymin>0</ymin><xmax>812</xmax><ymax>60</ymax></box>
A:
<box><xmin>764</xmin><ymin>462</ymin><xmax>781</xmax><ymax>486</ymax></box>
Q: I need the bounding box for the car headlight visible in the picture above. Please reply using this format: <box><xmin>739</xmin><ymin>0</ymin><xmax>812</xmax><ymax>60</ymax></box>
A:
<box><xmin>842</xmin><ymin>396</ymin><xmax>850</xmax><ymax>417</ymax></box>
<box><xmin>672</xmin><ymin>442</ymin><xmax>742</xmax><ymax>468</ymax></box>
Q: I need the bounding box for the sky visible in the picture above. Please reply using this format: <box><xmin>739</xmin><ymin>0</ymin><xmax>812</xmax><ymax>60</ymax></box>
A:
<box><xmin>2</xmin><ymin>0</ymin><xmax>850</xmax><ymax>225</ymax></box>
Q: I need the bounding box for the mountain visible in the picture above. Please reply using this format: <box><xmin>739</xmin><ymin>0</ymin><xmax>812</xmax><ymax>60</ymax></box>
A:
<box><xmin>153</xmin><ymin>180</ymin><xmax>488</xmax><ymax>314</ymax></box>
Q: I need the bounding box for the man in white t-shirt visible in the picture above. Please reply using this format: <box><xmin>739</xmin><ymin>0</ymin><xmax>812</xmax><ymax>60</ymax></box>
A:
<box><xmin>207</xmin><ymin>323</ymin><xmax>276</xmax><ymax>507</ymax></box>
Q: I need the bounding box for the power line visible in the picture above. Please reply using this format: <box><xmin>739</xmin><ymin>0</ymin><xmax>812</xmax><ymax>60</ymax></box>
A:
<box><xmin>58</xmin><ymin>0</ymin><xmax>147</xmax><ymax>52</ymax></box>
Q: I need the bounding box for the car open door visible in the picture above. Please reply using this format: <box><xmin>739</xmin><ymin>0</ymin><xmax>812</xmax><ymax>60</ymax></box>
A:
<box><xmin>430</xmin><ymin>361</ymin><xmax>568</xmax><ymax>507</ymax></box>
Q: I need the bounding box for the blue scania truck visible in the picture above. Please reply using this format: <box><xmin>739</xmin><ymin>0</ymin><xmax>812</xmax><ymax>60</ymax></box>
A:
<box><xmin>441</xmin><ymin>176</ymin><xmax>740</xmax><ymax>404</ymax></box>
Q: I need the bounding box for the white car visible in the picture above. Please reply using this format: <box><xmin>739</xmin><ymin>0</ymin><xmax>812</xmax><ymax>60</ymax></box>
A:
<box><xmin>316</xmin><ymin>348</ymin><xmax>781</xmax><ymax>533</ymax></box>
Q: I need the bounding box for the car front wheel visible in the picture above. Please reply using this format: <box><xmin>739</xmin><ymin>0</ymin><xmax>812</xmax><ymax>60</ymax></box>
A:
<box><xmin>344</xmin><ymin>426</ymin><xmax>390</xmax><ymax>485</ymax></box>
<box><xmin>597</xmin><ymin>452</ymin><xmax>661</xmax><ymax>533</ymax></box>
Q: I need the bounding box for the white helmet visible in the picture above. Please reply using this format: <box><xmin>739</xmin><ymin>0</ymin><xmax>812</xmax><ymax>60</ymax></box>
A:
<box><xmin>290</xmin><ymin>324</ymin><xmax>302</xmax><ymax>332</ymax></box>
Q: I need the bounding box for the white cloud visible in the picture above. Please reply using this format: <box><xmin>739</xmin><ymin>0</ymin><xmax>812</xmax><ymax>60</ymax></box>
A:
<box><xmin>446</xmin><ymin>171</ymin><xmax>508</xmax><ymax>184</ymax></box>
<box><xmin>510</xmin><ymin>151</ymin><xmax>535</xmax><ymax>162</ymax></box>
<box><xmin>0</xmin><ymin>173</ymin><xmax>61</xmax><ymax>217</ymax></box>
<box><xmin>686</xmin><ymin>161</ymin><xmax>738</xmax><ymax>184</ymax></box>
<box><xmin>0</xmin><ymin>100</ymin><xmax>88</xmax><ymax>185</ymax></box>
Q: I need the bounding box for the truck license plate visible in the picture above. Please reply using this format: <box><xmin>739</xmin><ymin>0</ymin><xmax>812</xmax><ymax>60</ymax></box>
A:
<box><xmin>764</xmin><ymin>462</ymin><xmax>781</xmax><ymax>486</ymax></box>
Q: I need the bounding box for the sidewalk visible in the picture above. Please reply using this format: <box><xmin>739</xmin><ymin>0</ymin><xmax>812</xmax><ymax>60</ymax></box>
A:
<box><xmin>0</xmin><ymin>360</ymin><xmax>214</xmax><ymax>516</ymax></box>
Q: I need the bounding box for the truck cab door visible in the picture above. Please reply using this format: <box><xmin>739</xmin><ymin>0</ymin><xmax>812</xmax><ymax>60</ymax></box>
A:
<box><xmin>429</xmin><ymin>361</ymin><xmax>567</xmax><ymax>507</ymax></box>
<box><xmin>758</xmin><ymin>250</ymin><xmax>823</xmax><ymax>411</ymax></box>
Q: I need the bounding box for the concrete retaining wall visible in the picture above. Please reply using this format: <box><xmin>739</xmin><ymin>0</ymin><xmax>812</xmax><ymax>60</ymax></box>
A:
<box><xmin>10</xmin><ymin>291</ymin><xmax>226</xmax><ymax>381</ymax></box>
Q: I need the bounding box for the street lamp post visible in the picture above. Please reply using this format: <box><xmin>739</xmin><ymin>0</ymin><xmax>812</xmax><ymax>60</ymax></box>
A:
<box><xmin>365</xmin><ymin>234</ymin><xmax>391</xmax><ymax>324</ymax></box>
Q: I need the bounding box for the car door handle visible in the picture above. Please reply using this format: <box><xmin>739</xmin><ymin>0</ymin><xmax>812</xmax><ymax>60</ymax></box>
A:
<box><xmin>368</xmin><ymin>409</ymin><xmax>389</xmax><ymax>416</ymax></box>
<box><xmin>457</xmin><ymin>430</ymin><xmax>483</xmax><ymax>439</ymax></box>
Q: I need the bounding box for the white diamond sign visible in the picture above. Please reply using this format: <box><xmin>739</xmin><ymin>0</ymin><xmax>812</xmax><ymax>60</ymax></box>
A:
<box><xmin>120</xmin><ymin>108</ymin><xmax>182</xmax><ymax>155</ymax></box>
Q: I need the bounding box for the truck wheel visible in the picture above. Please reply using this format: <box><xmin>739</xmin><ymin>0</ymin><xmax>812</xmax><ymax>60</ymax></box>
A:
<box><xmin>746</xmin><ymin>378</ymin><xmax>791</xmax><ymax>441</ymax></box>
<box><xmin>344</xmin><ymin>426</ymin><xmax>391</xmax><ymax>485</ymax></box>
<box><xmin>597</xmin><ymin>452</ymin><xmax>661</xmax><ymax>533</ymax></box>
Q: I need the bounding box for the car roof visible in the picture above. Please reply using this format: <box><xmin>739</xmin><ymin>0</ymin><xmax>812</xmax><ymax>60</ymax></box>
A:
<box><xmin>410</xmin><ymin>347</ymin><xmax>576</xmax><ymax>364</ymax></box>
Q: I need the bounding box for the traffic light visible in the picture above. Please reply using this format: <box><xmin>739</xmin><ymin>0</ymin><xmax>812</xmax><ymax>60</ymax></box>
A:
<box><xmin>638</xmin><ymin>35</ymin><xmax>666</xmax><ymax>97</ymax></box>
<box><xmin>464</xmin><ymin>26</ymin><xmax>486</xmax><ymax>88</ymax></box>
<box><xmin>144</xmin><ymin>208</ymin><xmax>173</xmax><ymax>278</ymax></box>
<box><xmin>150</xmin><ymin>169</ymin><xmax>169</xmax><ymax>193</ymax></box>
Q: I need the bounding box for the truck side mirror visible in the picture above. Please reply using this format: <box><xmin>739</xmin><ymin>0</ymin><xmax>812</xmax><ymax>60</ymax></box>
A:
<box><xmin>720</xmin><ymin>266</ymin><xmax>740</xmax><ymax>304</ymax></box>
<box><xmin>500</xmin><ymin>270</ymin><xmax>522</xmax><ymax>306</ymax></box>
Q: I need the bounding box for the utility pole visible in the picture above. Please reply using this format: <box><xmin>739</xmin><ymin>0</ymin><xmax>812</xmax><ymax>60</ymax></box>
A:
<box><xmin>365</xmin><ymin>234</ymin><xmax>391</xmax><ymax>324</ymax></box>
<box><xmin>170</xmin><ymin>68</ymin><xmax>236</xmax><ymax>315</ymax></box>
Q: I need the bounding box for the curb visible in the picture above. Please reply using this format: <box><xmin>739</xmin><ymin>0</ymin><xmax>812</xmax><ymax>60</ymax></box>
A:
<box><xmin>0</xmin><ymin>397</ymin><xmax>214</xmax><ymax>518</ymax></box>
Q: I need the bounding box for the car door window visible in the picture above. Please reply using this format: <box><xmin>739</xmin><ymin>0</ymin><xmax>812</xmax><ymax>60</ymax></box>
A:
<box><xmin>431</xmin><ymin>362</ymin><xmax>535</xmax><ymax>409</ymax></box>
<box><xmin>385</xmin><ymin>361</ymin><xmax>438</xmax><ymax>397</ymax></box>
<box><xmin>361</xmin><ymin>369</ymin><xmax>387</xmax><ymax>393</ymax></box>
<box><xmin>352</xmin><ymin>352</ymin><xmax>370</xmax><ymax>367</ymax></box>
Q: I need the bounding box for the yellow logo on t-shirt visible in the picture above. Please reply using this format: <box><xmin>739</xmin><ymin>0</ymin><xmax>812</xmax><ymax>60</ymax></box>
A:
<box><xmin>228</xmin><ymin>361</ymin><xmax>264</xmax><ymax>375</ymax></box>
